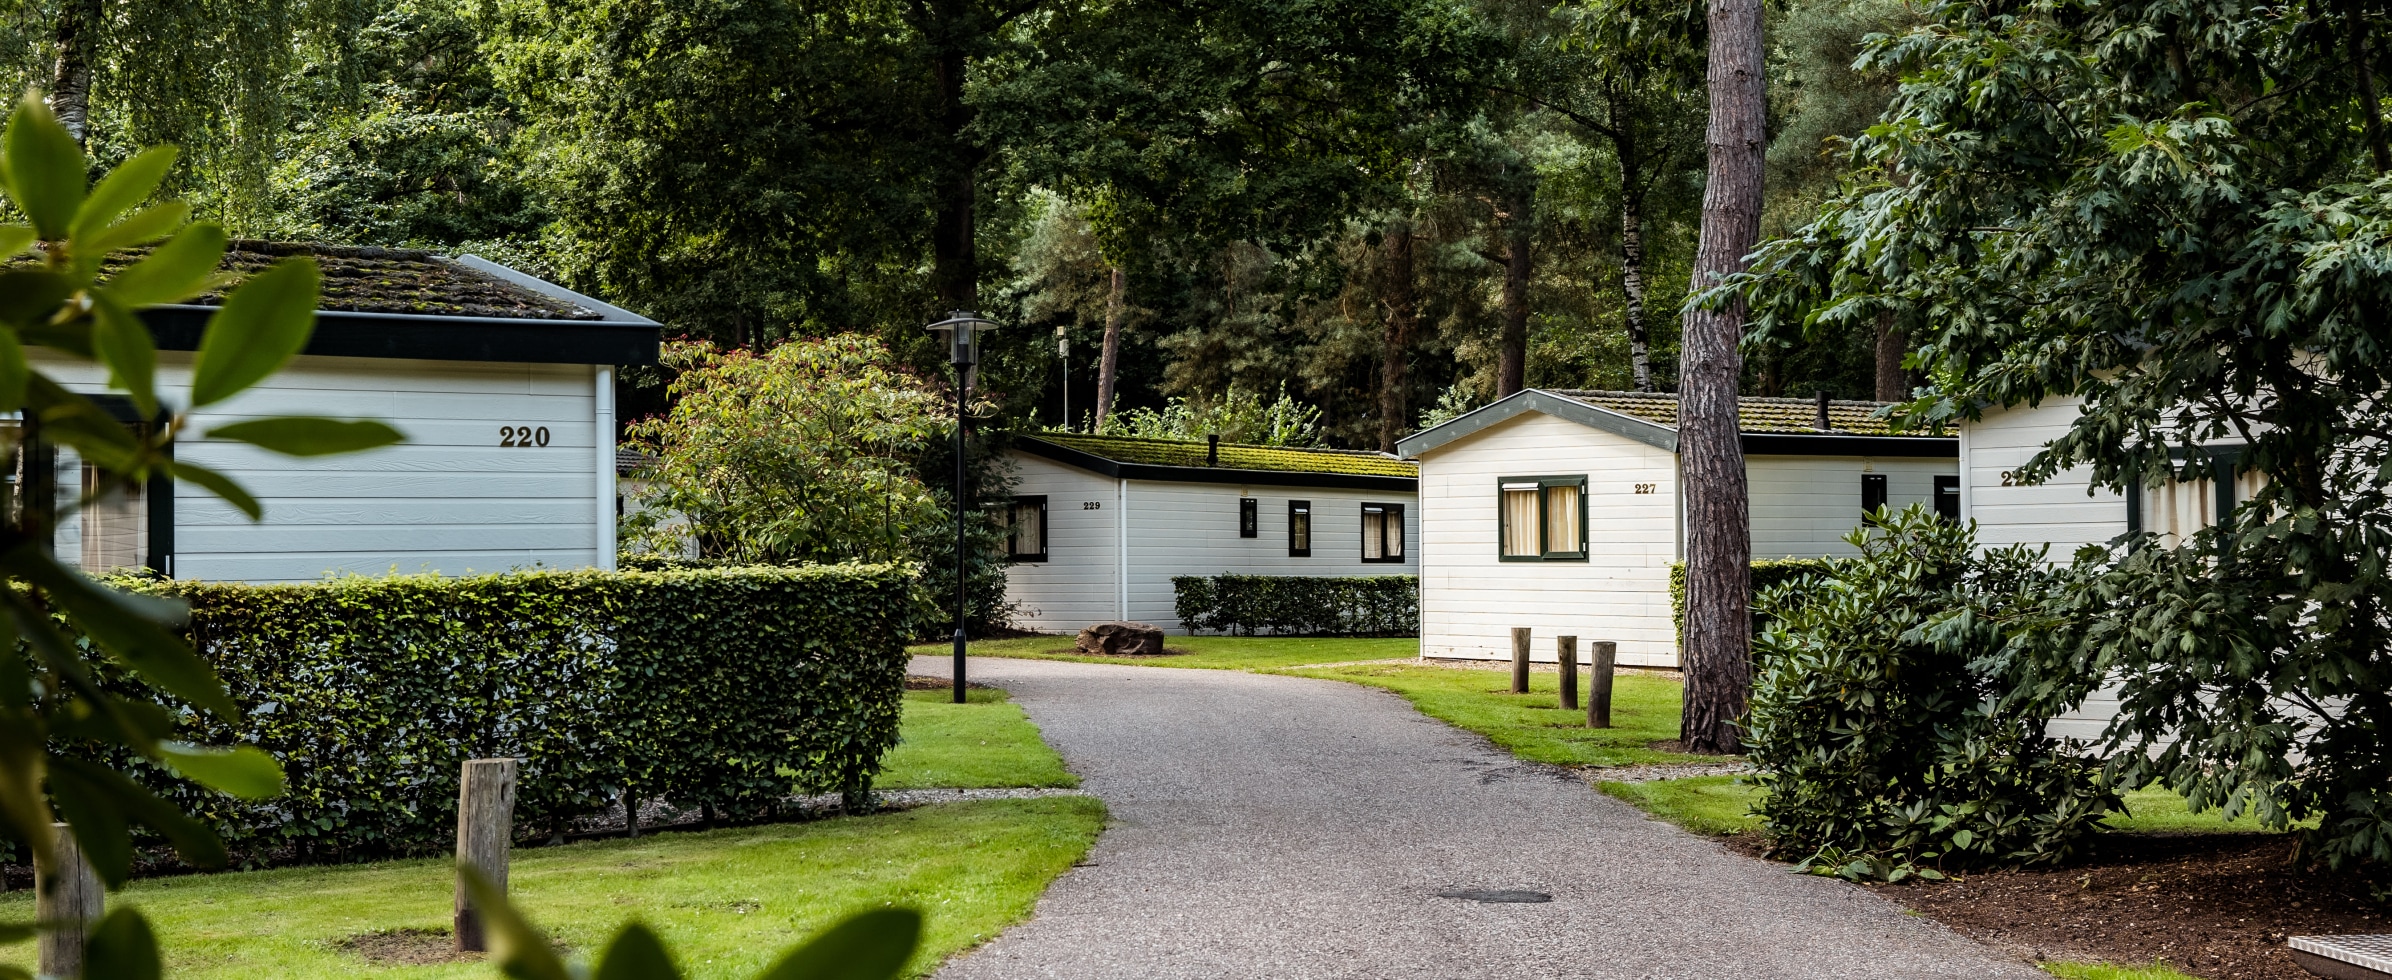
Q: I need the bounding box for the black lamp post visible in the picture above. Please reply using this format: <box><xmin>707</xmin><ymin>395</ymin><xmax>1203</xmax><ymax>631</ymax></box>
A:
<box><xmin>928</xmin><ymin>311</ymin><xmax>998</xmax><ymax>704</ymax></box>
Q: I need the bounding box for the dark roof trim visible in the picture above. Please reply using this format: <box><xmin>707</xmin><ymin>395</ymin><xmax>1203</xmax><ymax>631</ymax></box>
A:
<box><xmin>1742</xmin><ymin>433</ymin><xmax>1958</xmax><ymax>458</ymax></box>
<box><xmin>139</xmin><ymin>305</ymin><xmax>661</xmax><ymax>366</ymax></box>
<box><xmin>1397</xmin><ymin>389</ymin><xmax>1678</xmax><ymax>457</ymax></box>
<box><xmin>1016</xmin><ymin>437</ymin><xmax>1418</xmax><ymax>492</ymax></box>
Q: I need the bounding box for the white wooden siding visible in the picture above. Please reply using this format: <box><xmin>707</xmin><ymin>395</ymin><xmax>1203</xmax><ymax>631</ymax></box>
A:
<box><xmin>1748</xmin><ymin>455</ymin><xmax>1958</xmax><ymax>558</ymax></box>
<box><xmin>998</xmin><ymin>454</ymin><xmax>1125</xmax><ymax>631</ymax></box>
<box><xmin>997</xmin><ymin>452</ymin><xmax>1420</xmax><ymax>633</ymax></box>
<box><xmin>1416</xmin><ymin>413</ymin><xmax>1960</xmax><ymax>668</ymax></box>
<box><xmin>1962</xmin><ymin>398</ymin><xmax>2128</xmax><ymax>557</ymax></box>
<box><xmin>37</xmin><ymin>350</ymin><xmax>605</xmax><ymax>582</ymax></box>
<box><xmin>1416</xmin><ymin>413</ymin><xmax>1684</xmax><ymax>668</ymax></box>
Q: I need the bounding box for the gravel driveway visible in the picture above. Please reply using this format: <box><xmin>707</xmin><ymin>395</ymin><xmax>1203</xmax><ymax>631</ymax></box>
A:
<box><xmin>912</xmin><ymin>655</ymin><xmax>2045</xmax><ymax>980</ymax></box>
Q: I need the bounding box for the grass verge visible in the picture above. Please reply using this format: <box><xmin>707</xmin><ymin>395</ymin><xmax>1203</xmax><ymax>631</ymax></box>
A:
<box><xmin>2040</xmin><ymin>962</ymin><xmax>2206</xmax><ymax>980</ymax></box>
<box><xmin>1281</xmin><ymin>662</ymin><xmax>1712</xmax><ymax>766</ymax></box>
<box><xmin>0</xmin><ymin>798</ymin><xmax>1104</xmax><ymax>980</ymax></box>
<box><xmin>877</xmin><ymin>686</ymin><xmax>1076</xmax><ymax>790</ymax></box>
<box><xmin>912</xmin><ymin>634</ymin><xmax>1415</xmax><ymax>671</ymax></box>
<box><xmin>1596</xmin><ymin>779</ymin><xmax>2284</xmax><ymax>840</ymax></box>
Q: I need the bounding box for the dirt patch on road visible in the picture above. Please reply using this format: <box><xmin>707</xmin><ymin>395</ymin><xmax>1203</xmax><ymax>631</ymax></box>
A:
<box><xmin>1868</xmin><ymin>834</ymin><xmax>2389</xmax><ymax>979</ymax></box>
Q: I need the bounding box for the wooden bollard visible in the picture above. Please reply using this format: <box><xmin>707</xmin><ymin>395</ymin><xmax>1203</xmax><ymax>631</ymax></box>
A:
<box><xmin>1557</xmin><ymin>636</ymin><xmax>1579</xmax><ymax>711</ymax></box>
<box><xmin>1587</xmin><ymin>640</ymin><xmax>1618</xmax><ymax>728</ymax></box>
<box><xmin>1510</xmin><ymin>628</ymin><xmax>1531</xmax><ymax>694</ymax></box>
<box><xmin>454</xmin><ymin>758</ymin><xmax>520</xmax><ymax>954</ymax></box>
<box><xmin>36</xmin><ymin>823</ymin><xmax>102</xmax><ymax>979</ymax></box>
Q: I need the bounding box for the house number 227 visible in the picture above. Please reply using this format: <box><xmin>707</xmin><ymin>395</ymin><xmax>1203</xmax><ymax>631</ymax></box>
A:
<box><xmin>499</xmin><ymin>425</ymin><xmax>552</xmax><ymax>447</ymax></box>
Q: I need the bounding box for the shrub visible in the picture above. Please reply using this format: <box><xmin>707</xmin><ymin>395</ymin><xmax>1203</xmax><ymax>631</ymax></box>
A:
<box><xmin>85</xmin><ymin>564</ymin><xmax>911</xmax><ymax>865</ymax></box>
<box><xmin>1172</xmin><ymin>575</ymin><xmax>1417</xmax><ymax>636</ymax></box>
<box><xmin>1668</xmin><ymin>557</ymin><xmax>1835</xmax><ymax>634</ymax></box>
<box><xmin>1744</xmin><ymin>508</ymin><xmax>2118</xmax><ymax>879</ymax></box>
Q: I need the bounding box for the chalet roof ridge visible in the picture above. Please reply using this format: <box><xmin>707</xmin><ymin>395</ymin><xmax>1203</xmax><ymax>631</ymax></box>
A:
<box><xmin>1396</xmin><ymin>387</ymin><xmax>1956</xmax><ymax>460</ymax></box>
<box><xmin>1014</xmin><ymin>431</ymin><xmax>1418</xmax><ymax>488</ymax></box>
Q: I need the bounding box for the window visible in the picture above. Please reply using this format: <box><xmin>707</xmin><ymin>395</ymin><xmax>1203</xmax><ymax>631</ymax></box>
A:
<box><xmin>1933</xmin><ymin>476</ymin><xmax>1960</xmax><ymax>521</ymax></box>
<box><xmin>2</xmin><ymin>396</ymin><xmax>171</xmax><ymax>576</ymax></box>
<box><xmin>2126</xmin><ymin>448</ymin><xmax>2267</xmax><ymax>547</ymax></box>
<box><xmin>1361</xmin><ymin>503</ymin><xmax>1405</xmax><ymax>562</ymax></box>
<box><xmin>1239</xmin><ymin>497</ymin><xmax>1259</xmax><ymax>538</ymax></box>
<box><xmin>1862</xmin><ymin>473</ymin><xmax>1888</xmax><ymax>515</ymax></box>
<box><xmin>1288</xmin><ymin>500</ymin><xmax>1311</xmax><ymax>557</ymax></box>
<box><xmin>1498</xmin><ymin>476</ymin><xmax>1587</xmax><ymax>561</ymax></box>
<box><xmin>1004</xmin><ymin>496</ymin><xmax>1047</xmax><ymax>562</ymax></box>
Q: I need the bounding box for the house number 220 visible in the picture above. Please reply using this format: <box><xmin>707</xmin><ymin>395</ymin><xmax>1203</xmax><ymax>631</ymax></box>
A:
<box><xmin>499</xmin><ymin>425</ymin><xmax>551</xmax><ymax>447</ymax></box>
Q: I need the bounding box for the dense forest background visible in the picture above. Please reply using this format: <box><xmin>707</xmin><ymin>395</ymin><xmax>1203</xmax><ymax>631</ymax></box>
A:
<box><xmin>2</xmin><ymin>0</ymin><xmax>1918</xmax><ymax>450</ymax></box>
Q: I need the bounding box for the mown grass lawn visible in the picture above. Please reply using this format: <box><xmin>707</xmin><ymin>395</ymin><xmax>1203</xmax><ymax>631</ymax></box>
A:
<box><xmin>1281</xmin><ymin>662</ymin><xmax>1715</xmax><ymax>766</ymax></box>
<box><xmin>0</xmin><ymin>798</ymin><xmax>1104</xmax><ymax>980</ymax></box>
<box><xmin>1599</xmin><ymin>777</ymin><xmax>2284</xmax><ymax>839</ymax></box>
<box><xmin>912</xmin><ymin>634</ymin><xmax>1413</xmax><ymax>671</ymax></box>
<box><xmin>877</xmin><ymin>686</ymin><xmax>1077</xmax><ymax>790</ymax></box>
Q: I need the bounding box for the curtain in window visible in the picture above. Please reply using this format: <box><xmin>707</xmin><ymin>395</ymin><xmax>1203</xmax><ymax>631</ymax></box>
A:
<box><xmin>1501</xmin><ymin>487</ymin><xmax>1539</xmax><ymax>556</ymax></box>
<box><xmin>1543</xmin><ymin>485</ymin><xmax>1581</xmax><ymax>554</ymax></box>
<box><xmin>1009</xmin><ymin>501</ymin><xmax>1043</xmax><ymax>556</ymax></box>
<box><xmin>1385</xmin><ymin>506</ymin><xmax>1404</xmax><ymax>558</ymax></box>
<box><xmin>1362</xmin><ymin>508</ymin><xmax>1385</xmax><ymax>559</ymax></box>
<box><xmin>68</xmin><ymin>456</ymin><xmax>145</xmax><ymax>574</ymax></box>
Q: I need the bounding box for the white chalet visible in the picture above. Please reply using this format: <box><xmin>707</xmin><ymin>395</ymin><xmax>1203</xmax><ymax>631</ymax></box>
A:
<box><xmin>30</xmin><ymin>242</ymin><xmax>659</xmax><ymax>583</ymax></box>
<box><xmin>997</xmin><ymin>433</ymin><xmax>1419</xmax><ymax>633</ymax></box>
<box><xmin>1396</xmin><ymin>389</ymin><xmax>1959</xmax><ymax>668</ymax></box>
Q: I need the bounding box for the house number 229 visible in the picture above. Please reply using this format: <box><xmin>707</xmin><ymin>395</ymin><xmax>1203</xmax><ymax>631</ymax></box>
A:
<box><xmin>499</xmin><ymin>425</ymin><xmax>551</xmax><ymax>447</ymax></box>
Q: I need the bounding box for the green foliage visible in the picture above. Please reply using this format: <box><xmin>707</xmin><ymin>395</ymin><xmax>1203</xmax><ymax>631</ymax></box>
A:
<box><xmin>622</xmin><ymin>337</ymin><xmax>947</xmax><ymax>565</ymax></box>
<box><xmin>1735</xmin><ymin>0</ymin><xmax>2392</xmax><ymax>885</ymax></box>
<box><xmin>1667</xmin><ymin>557</ymin><xmax>1835</xmax><ymax>634</ymax></box>
<box><xmin>1291</xmin><ymin>662</ymin><xmax>1705</xmax><ymax>766</ymax></box>
<box><xmin>80</xmin><ymin>565</ymin><xmax>912</xmax><ymax>865</ymax></box>
<box><xmin>1744</xmin><ymin>509</ymin><xmax>2118</xmax><ymax>878</ymax></box>
<box><xmin>1173</xmin><ymin>575</ymin><xmax>1417</xmax><ymax>636</ymax></box>
<box><xmin>0</xmin><ymin>94</ymin><xmax>410</xmax><ymax>969</ymax></box>
<box><xmin>1093</xmin><ymin>384</ymin><xmax>1326</xmax><ymax>447</ymax></box>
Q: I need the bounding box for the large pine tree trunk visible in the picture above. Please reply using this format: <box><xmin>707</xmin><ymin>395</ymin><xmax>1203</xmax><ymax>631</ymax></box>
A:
<box><xmin>1377</xmin><ymin>217</ymin><xmax>1418</xmax><ymax>453</ymax></box>
<box><xmin>1873</xmin><ymin>311</ymin><xmax>1907</xmax><ymax>401</ymax></box>
<box><xmin>1677</xmin><ymin>0</ymin><xmax>1764</xmax><ymax>755</ymax></box>
<box><xmin>48</xmin><ymin>0</ymin><xmax>103</xmax><ymax>146</ymax></box>
<box><xmin>930</xmin><ymin>40</ymin><xmax>979</xmax><ymax>310</ymax></box>
<box><xmin>1497</xmin><ymin>185</ymin><xmax>1532</xmax><ymax>397</ymax></box>
<box><xmin>1095</xmin><ymin>265</ymin><xmax>1125</xmax><ymax>424</ymax></box>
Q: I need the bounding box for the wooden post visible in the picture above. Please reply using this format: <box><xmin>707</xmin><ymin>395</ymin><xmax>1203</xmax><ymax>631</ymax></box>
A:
<box><xmin>1510</xmin><ymin>627</ymin><xmax>1531</xmax><ymax>694</ymax></box>
<box><xmin>1588</xmin><ymin>641</ymin><xmax>1618</xmax><ymax>728</ymax></box>
<box><xmin>36</xmin><ymin>823</ymin><xmax>102</xmax><ymax>979</ymax></box>
<box><xmin>1557</xmin><ymin>636</ymin><xmax>1579</xmax><ymax>711</ymax></box>
<box><xmin>454</xmin><ymin>758</ymin><xmax>519</xmax><ymax>954</ymax></box>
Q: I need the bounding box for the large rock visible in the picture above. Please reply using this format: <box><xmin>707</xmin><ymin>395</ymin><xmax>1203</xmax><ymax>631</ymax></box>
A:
<box><xmin>1078</xmin><ymin>621</ymin><xmax>1166</xmax><ymax>656</ymax></box>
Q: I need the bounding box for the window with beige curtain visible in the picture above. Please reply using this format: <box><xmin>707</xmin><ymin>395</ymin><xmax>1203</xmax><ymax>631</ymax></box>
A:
<box><xmin>1543</xmin><ymin>484</ymin><xmax>1583</xmax><ymax>555</ymax></box>
<box><xmin>1361</xmin><ymin>503</ymin><xmax>1405</xmax><ymax>561</ymax></box>
<box><xmin>1501</xmin><ymin>485</ymin><xmax>1540</xmax><ymax>556</ymax></box>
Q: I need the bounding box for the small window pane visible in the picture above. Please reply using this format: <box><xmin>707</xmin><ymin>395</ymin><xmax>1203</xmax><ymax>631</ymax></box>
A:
<box><xmin>1543</xmin><ymin>485</ymin><xmax>1581</xmax><ymax>554</ymax></box>
<box><xmin>1239</xmin><ymin>498</ymin><xmax>1259</xmax><ymax>538</ymax></box>
<box><xmin>1385</xmin><ymin>504</ymin><xmax>1404</xmax><ymax>559</ymax></box>
<box><xmin>69</xmin><ymin>458</ymin><xmax>146</xmax><ymax>574</ymax></box>
<box><xmin>1501</xmin><ymin>489</ymin><xmax>1539</xmax><ymax>556</ymax></box>
<box><xmin>1862</xmin><ymin>473</ymin><xmax>1889</xmax><ymax>515</ymax></box>
<box><xmin>1006</xmin><ymin>498</ymin><xmax>1046</xmax><ymax>560</ymax></box>
<box><xmin>1289</xmin><ymin>501</ymin><xmax>1311</xmax><ymax>556</ymax></box>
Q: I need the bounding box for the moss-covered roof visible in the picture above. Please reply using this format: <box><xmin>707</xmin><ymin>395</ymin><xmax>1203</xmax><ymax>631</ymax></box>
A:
<box><xmin>96</xmin><ymin>241</ymin><xmax>602</xmax><ymax>320</ymax></box>
<box><xmin>1550</xmin><ymin>389</ymin><xmax>1936</xmax><ymax>436</ymax></box>
<box><xmin>1023</xmin><ymin>433</ymin><xmax>1418</xmax><ymax>478</ymax></box>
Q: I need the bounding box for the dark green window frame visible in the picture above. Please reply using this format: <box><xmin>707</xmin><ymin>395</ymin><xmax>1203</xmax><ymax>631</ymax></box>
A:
<box><xmin>1497</xmin><ymin>475</ymin><xmax>1589</xmax><ymax>562</ymax></box>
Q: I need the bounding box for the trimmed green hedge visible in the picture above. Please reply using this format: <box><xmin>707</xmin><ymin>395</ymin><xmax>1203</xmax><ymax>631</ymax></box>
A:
<box><xmin>90</xmin><ymin>564</ymin><xmax>910</xmax><ymax>865</ymax></box>
<box><xmin>1172</xmin><ymin>575</ymin><xmax>1417</xmax><ymax>636</ymax></box>
<box><xmin>1669</xmin><ymin>558</ymin><xmax>1837</xmax><ymax>634</ymax></box>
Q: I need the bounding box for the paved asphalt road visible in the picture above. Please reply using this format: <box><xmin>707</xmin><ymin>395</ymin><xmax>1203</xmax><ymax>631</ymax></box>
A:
<box><xmin>913</xmin><ymin>655</ymin><xmax>2044</xmax><ymax>980</ymax></box>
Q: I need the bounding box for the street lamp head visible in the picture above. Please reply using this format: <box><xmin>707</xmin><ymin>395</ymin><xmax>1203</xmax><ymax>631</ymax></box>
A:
<box><xmin>927</xmin><ymin>310</ymin><xmax>1001</xmax><ymax>368</ymax></box>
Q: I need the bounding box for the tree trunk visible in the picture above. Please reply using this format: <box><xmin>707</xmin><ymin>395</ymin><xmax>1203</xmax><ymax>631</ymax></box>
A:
<box><xmin>1873</xmin><ymin>310</ymin><xmax>1907</xmax><ymax>401</ymax></box>
<box><xmin>2343</xmin><ymin>0</ymin><xmax>2392</xmax><ymax>174</ymax></box>
<box><xmin>1377</xmin><ymin>216</ymin><xmax>1417</xmax><ymax>453</ymax></box>
<box><xmin>930</xmin><ymin>37</ymin><xmax>979</xmax><ymax>310</ymax></box>
<box><xmin>1677</xmin><ymin>0</ymin><xmax>1764</xmax><ymax>755</ymax></box>
<box><xmin>48</xmin><ymin>0</ymin><xmax>103</xmax><ymax>147</ymax></box>
<box><xmin>1095</xmin><ymin>265</ymin><xmax>1125</xmax><ymax>424</ymax></box>
<box><xmin>1497</xmin><ymin>184</ymin><xmax>1532</xmax><ymax>397</ymax></box>
<box><xmin>1618</xmin><ymin>119</ymin><xmax>1654</xmax><ymax>393</ymax></box>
